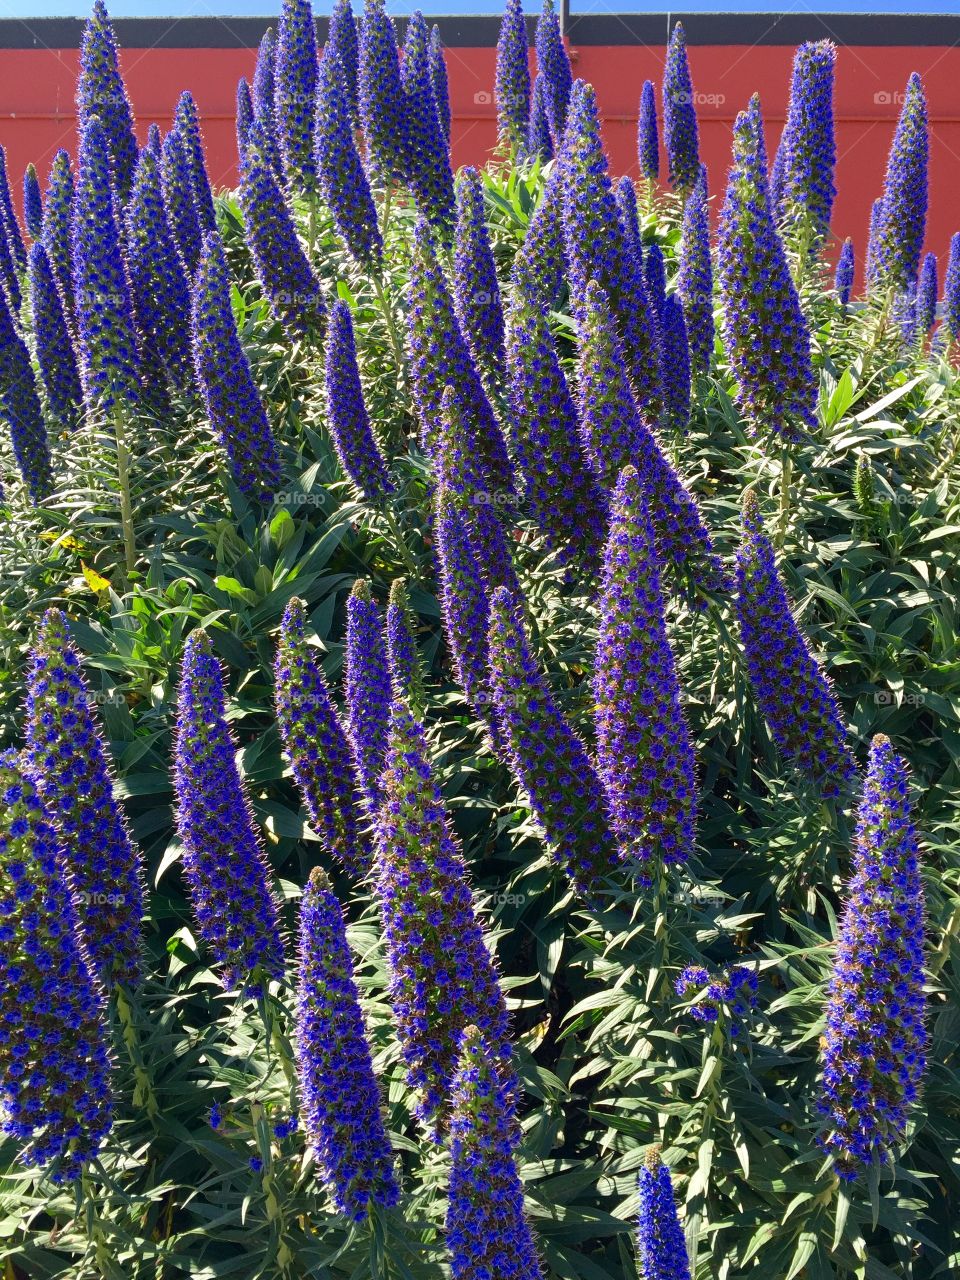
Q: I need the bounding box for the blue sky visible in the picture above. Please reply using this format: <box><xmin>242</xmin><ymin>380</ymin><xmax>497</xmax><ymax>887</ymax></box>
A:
<box><xmin>0</xmin><ymin>0</ymin><xmax>955</xmax><ymax>18</ymax></box>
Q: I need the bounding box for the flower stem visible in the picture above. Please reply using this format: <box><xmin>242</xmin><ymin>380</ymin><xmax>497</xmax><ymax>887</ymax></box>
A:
<box><xmin>113</xmin><ymin>407</ymin><xmax>136</xmax><ymax>578</ymax></box>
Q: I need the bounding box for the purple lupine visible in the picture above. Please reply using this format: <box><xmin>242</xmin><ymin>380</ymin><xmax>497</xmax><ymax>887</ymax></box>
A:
<box><xmin>615</xmin><ymin>176</ymin><xmax>644</xmax><ymax>272</ymax></box>
<box><xmin>0</xmin><ymin>147</ymin><xmax>25</xmax><ymax>282</ymax></box>
<box><xmin>173</xmin><ymin>629</ymin><xmax>285</xmax><ymax>993</ymax></box>
<box><xmin>406</xmin><ymin>218</ymin><xmax>513</xmax><ymax>494</ymax></box>
<box><xmin>835</xmin><ymin>236</ymin><xmax>855</xmax><ymax>307</ymax></box>
<box><xmin>125</xmin><ymin>150</ymin><xmax>195</xmax><ymax>398</ymax></box>
<box><xmin>0</xmin><ymin>751</ymin><xmax>113</xmax><ymax>1183</ymax></box>
<box><xmin>252</xmin><ymin>26</ymin><xmax>280</xmax><ymax>157</ymax></box>
<box><xmin>819</xmin><ymin>735</ymin><xmax>926</xmax><ymax>1179</ymax></box>
<box><xmin>770</xmin><ymin>40</ymin><xmax>836</xmax><ymax>238</ymax></box>
<box><xmin>575</xmin><ymin>280</ymin><xmax>725</xmax><ymax>599</ymax></box>
<box><xmin>358</xmin><ymin>0</ymin><xmax>410</xmax><ymax>188</ymax></box>
<box><xmin>865</xmin><ymin>196</ymin><xmax>883</xmax><ymax>291</ymax></box>
<box><xmin>662</xmin><ymin>22</ymin><xmax>700</xmax><ymax>197</ymax></box>
<box><xmin>344</xmin><ymin>581</ymin><xmax>391</xmax><ymax>813</ymax></box>
<box><xmin>275</xmin><ymin>0</ymin><xmax>320</xmax><ymax>194</ymax></box>
<box><xmin>161</xmin><ymin>127</ymin><xmax>204</xmax><ymax>276</ymax></box>
<box><xmin>239</xmin><ymin>119</ymin><xmax>326</xmax><ymax>340</ymax></box>
<box><xmin>71</xmin><ymin>117</ymin><xmax>141</xmax><ymax>413</ymax></box>
<box><xmin>190</xmin><ymin>230</ymin><xmax>282</xmax><ymax>501</ymax></box>
<box><xmin>23</xmin><ymin>608</ymin><xmax>144</xmax><ymax>985</ymax></box>
<box><xmin>173</xmin><ymin>91</ymin><xmax>218</xmax><ymax>232</ymax></box>
<box><xmin>505</xmin><ymin>274</ymin><xmax>605</xmax><ymax>569</ymax></box>
<box><xmin>324</xmin><ymin>299</ymin><xmax>392</xmax><ymax>499</ymax></box>
<box><xmin>636</xmin><ymin>1149</ymin><xmax>692</xmax><ymax>1280</ymax></box>
<box><xmin>659</xmin><ymin>294</ymin><xmax>692</xmax><ymax>434</ymax></box>
<box><xmin>295</xmin><ymin>866</ymin><xmax>398</xmax><ymax>1219</ymax></box>
<box><xmin>512</xmin><ymin>156</ymin><xmax>563</xmax><ymax>304</ymax></box>
<box><xmin>446</xmin><ymin>1026</ymin><xmax>543</xmax><ymax>1280</ymax></box>
<box><xmin>429</xmin><ymin>26</ymin><xmax>451</xmax><ymax>144</ymax></box>
<box><xmin>638</xmin><ymin>79</ymin><xmax>659</xmax><ymax>181</ymax></box>
<box><xmin>644</xmin><ymin>241</ymin><xmax>667</xmax><ymax>320</ymax></box>
<box><xmin>593</xmin><ymin>467</ymin><xmax>695</xmax><ymax>883</ymax></box>
<box><xmin>275</xmin><ymin>598</ymin><xmax>366</xmax><ymax>879</ymax></box>
<box><xmin>561</xmin><ymin>80</ymin><xmax>661</xmax><ymax>416</ymax></box>
<box><xmin>434</xmin><ymin>484</ymin><xmax>498</xmax><ymax>739</ymax></box>
<box><xmin>873</xmin><ymin>73</ymin><xmax>928</xmax><ymax>292</ymax></box>
<box><xmin>146</xmin><ymin>122</ymin><xmax>162</xmax><ymax>158</ymax></box>
<box><xmin>717</xmin><ymin>95</ymin><xmax>817</xmax><ymax>441</ymax></box>
<box><xmin>236</xmin><ymin>77</ymin><xmax>254</xmax><ymax>156</ymax></box>
<box><xmin>940</xmin><ymin>231</ymin><xmax>960</xmax><ymax>347</ymax></box>
<box><xmin>41</xmin><ymin>150</ymin><xmax>75</xmax><ymax>324</ymax></box>
<box><xmin>75</xmin><ymin>1</ymin><xmax>138</xmax><ymax>201</ymax></box>
<box><xmin>315</xmin><ymin>47</ymin><xmax>382</xmax><ymax>268</ymax></box>
<box><xmin>27</xmin><ymin>242</ymin><xmax>83</xmax><ymax>432</ymax></box>
<box><xmin>23</xmin><ymin>164</ymin><xmax>42</xmax><ymax>240</ymax></box>
<box><xmin>487</xmin><ymin>586</ymin><xmax>617</xmax><ymax>896</ymax></box>
<box><xmin>734</xmin><ymin>490</ymin><xmax>856</xmax><ymax>795</ymax></box>
<box><xmin>0</xmin><ymin>287</ymin><xmax>53</xmax><ymax>502</ymax></box>
<box><xmin>914</xmin><ymin>251</ymin><xmax>937</xmax><ymax>337</ymax></box>
<box><xmin>401</xmin><ymin>11</ymin><xmax>455</xmax><ymax>232</ymax></box>
<box><xmin>374</xmin><ymin>698</ymin><xmax>511</xmax><ymax>1130</ymax></box>
<box><xmin>438</xmin><ymin>386</ymin><xmax>519</xmax><ymax>596</ymax></box>
<box><xmin>326</xmin><ymin>0</ymin><xmax>360</xmax><ymax>118</ymax></box>
<box><xmin>386</xmin><ymin>578</ymin><xmax>425</xmax><ymax>711</ymax></box>
<box><xmin>453</xmin><ymin>167</ymin><xmax>507</xmax><ymax>396</ymax></box>
<box><xmin>496</xmin><ymin>0</ymin><xmax>531</xmax><ymax>151</ymax></box>
<box><xmin>677</xmin><ymin>164</ymin><xmax>713</xmax><ymax>377</ymax></box>
<box><xmin>525</xmin><ymin>73</ymin><xmax>553</xmax><ymax>161</ymax></box>
<box><xmin>534</xmin><ymin>0</ymin><xmax>572</xmax><ymax>146</ymax></box>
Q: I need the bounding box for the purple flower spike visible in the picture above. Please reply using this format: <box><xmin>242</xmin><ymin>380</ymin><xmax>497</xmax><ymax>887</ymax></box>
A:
<box><xmin>374</xmin><ymin>697</ymin><xmax>511</xmax><ymax>1132</ymax></box>
<box><xmin>734</xmin><ymin>490</ymin><xmax>856</xmax><ymax>795</ymax></box>
<box><xmin>23</xmin><ymin>608</ymin><xmax>144</xmax><ymax>985</ymax></box>
<box><xmin>676</xmin><ymin>164</ymin><xmax>714</xmax><ymax>377</ymax></box>
<box><xmin>819</xmin><ymin>735</ymin><xmax>926</xmax><ymax>1179</ymax></box>
<box><xmin>295</xmin><ymin>866</ymin><xmax>398</xmax><ymax>1219</ymax></box>
<box><xmin>496</xmin><ymin>0</ymin><xmax>531</xmax><ymax>151</ymax></box>
<box><xmin>593</xmin><ymin>467</ymin><xmax>696</xmax><ymax>884</ymax></box>
<box><xmin>717</xmin><ymin>95</ymin><xmax>816</xmax><ymax>442</ymax></box>
<box><xmin>76</xmin><ymin>0</ymin><xmax>138</xmax><ymax>201</ymax></box>
<box><xmin>0</xmin><ymin>750</ymin><xmax>114</xmax><ymax>1183</ymax></box>
<box><xmin>240</xmin><ymin>118</ymin><xmax>326</xmax><ymax>340</ymax></box>
<box><xmin>173</xmin><ymin>629</ymin><xmax>285</xmax><ymax>994</ymax></box>
<box><xmin>663</xmin><ymin>22</ymin><xmax>700</xmax><ymax>197</ymax></box>
<box><xmin>636</xmin><ymin>1148</ymin><xmax>692</xmax><ymax>1280</ymax></box>
<box><xmin>315</xmin><ymin>47</ymin><xmax>382</xmax><ymax>268</ymax></box>
<box><xmin>638</xmin><ymin>79</ymin><xmax>659</xmax><ymax>181</ymax></box>
<box><xmin>873</xmin><ymin>73</ymin><xmax>928</xmax><ymax>293</ymax></box>
<box><xmin>534</xmin><ymin>0</ymin><xmax>572</xmax><ymax>146</ymax></box>
<box><xmin>275</xmin><ymin>0</ymin><xmax>320</xmax><ymax>194</ymax></box>
<box><xmin>324</xmin><ymin>299</ymin><xmax>392</xmax><ymax>500</ymax></box>
<box><xmin>274</xmin><ymin>597</ymin><xmax>367</xmax><ymax>879</ymax></box>
<box><xmin>190</xmin><ymin>230</ymin><xmax>282</xmax><ymax>501</ymax></box>
<box><xmin>344</xmin><ymin>581</ymin><xmax>391</xmax><ymax>814</ymax></box>
<box><xmin>446</xmin><ymin>1026</ymin><xmax>543</xmax><ymax>1279</ymax></box>
<box><xmin>0</xmin><ymin>288</ymin><xmax>53</xmax><ymax>502</ymax></box>
<box><xmin>487</xmin><ymin>585</ymin><xmax>617</xmax><ymax>896</ymax></box>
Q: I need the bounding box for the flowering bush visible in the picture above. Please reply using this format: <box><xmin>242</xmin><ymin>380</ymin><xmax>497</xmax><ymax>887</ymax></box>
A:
<box><xmin>0</xmin><ymin>3</ymin><xmax>957</xmax><ymax>1277</ymax></box>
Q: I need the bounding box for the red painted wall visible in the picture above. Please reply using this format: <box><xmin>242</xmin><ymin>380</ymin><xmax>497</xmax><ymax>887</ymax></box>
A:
<box><xmin>0</xmin><ymin>41</ymin><xmax>957</xmax><ymax>282</ymax></box>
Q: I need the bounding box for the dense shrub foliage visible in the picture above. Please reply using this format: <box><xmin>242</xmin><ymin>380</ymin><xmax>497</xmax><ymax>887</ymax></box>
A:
<box><xmin>0</xmin><ymin>2</ymin><xmax>958</xmax><ymax>1277</ymax></box>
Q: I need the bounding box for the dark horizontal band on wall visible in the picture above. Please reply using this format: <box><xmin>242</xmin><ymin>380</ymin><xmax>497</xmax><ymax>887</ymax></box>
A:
<box><xmin>0</xmin><ymin>12</ymin><xmax>957</xmax><ymax>50</ymax></box>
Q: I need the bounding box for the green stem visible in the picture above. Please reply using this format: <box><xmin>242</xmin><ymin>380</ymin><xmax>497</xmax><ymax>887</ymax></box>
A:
<box><xmin>114</xmin><ymin>985</ymin><xmax>160</xmax><ymax>1126</ymax></box>
<box><xmin>778</xmin><ymin>446</ymin><xmax>793</xmax><ymax>548</ymax></box>
<box><xmin>113</xmin><ymin>408</ymin><xmax>136</xmax><ymax>578</ymax></box>
<box><xmin>372</xmin><ymin>271</ymin><xmax>405</xmax><ymax>381</ymax></box>
<box><xmin>383</xmin><ymin>502</ymin><xmax>419</xmax><ymax>581</ymax></box>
